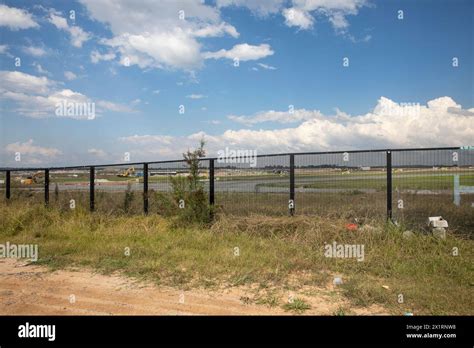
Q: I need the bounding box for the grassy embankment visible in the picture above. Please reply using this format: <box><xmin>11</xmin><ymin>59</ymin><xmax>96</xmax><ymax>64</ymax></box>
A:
<box><xmin>0</xmin><ymin>200</ymin><xmax>472</xmax><ymax>315</ymax></box>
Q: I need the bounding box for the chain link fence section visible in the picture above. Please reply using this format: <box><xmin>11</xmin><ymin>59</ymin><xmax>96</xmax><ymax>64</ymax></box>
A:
<box><xmin>392</xmin><ymin>149</ymin><xmax>474</xmax><ymax>235</ymax></box>
<box><xmin>148</xmin><ymin>160</ymin><xmax>193</xmax><ymax>216</ymax></box>
<box><xmin>48</xmin><ymin>168</ymin><xmax>90</xmax><ymax>212</ymax></box>
<box><xmin>92</xmin><ymin>164</ymin><xmax>144</xmax><ymax>215</ymax></box>
<box><xmin>214</xmin><ymin>154</ymin><xmax>289</xmax><ymax>216</ymax></box>
<box><xmin>295</xmin><ymin>151</ymin><xmax>387</xmax><ymax>220</ymax></box>
<box><xmin>8</xmin><ymin>170</ymin><xmax>44</xmax><ymax>205</ymax></box>
<box><xmin>2</xmin><ymin>147</ymin><xmax>473</xmax><ymax>234</ymax></box>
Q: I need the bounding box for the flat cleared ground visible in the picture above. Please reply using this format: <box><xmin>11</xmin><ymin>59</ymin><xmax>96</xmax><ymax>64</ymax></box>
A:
<box><xmin>0</xmin><ymin>259</ymin><xmax>387</xmax><ymax>316</ymax></box>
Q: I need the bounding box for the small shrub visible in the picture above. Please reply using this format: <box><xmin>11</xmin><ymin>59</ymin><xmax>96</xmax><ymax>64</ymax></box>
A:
<box><xmin>123</xmin><ymin>181</ymin><xmax>134</xmax><ymax>214</ymax></box>
<box><xmin>282</xmin><ymin>298</ymin><xmax>311</xmax><ymax>314</ymax></box>
<box><xmin>153</xmin><ymin>191</ymin><xmax>175</xmax><ymax>216</ymax></box>
<box><xmin>169</xmin><ymin>139</ymin><xmax>212</xmax><ymax>225</ymax></box>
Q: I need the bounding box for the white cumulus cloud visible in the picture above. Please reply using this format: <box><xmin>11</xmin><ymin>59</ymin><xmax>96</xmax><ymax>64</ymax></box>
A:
<box><xmin>90</xmin><ymin>50</ymin><xmax>116</xmax><ymax>64</ymax></box>
<box><xmin>32</xmin><ymin>62</ymin><xmax>49</xmax><ymax>75</ymax></box>
<box><xmin>0</xmin><ymin>70</ymin><xmax>55</xmax><ymax>95</ymax></box>
<box><xmin>193</xmin><ymin>22</ymin><xmax>239</xmax><ymax>38</ymax></box>
<box><xmin>64</xmin><ymin>71</ymin><xmax>77</xmax><ymax>80</ymax></box>
<box><xmin>0</xmin><ymin>4</ymin><xmax>39</xmax><ymax>30</ymax></box>
<box><xmin>117</xmin><ymin>96</ymin><xmax>474</xmax><ymax>159</ymax></box>
<box><xmin>22</xmin><ymin>46</ymin><xmax>47</xmax><ymax>57</ymax></box>
<box><xmin>79</xmin><ymin>0</ymin><xmax>243</xmax><ymax>71</ymax></box>
<box><xmin>0</xmin><ymin>71</ymin><xmax>135</xmax><ymax>118</ymax></box>
<box><xmin>6</xmin><ymin>139</ymin><xmax>61</xmax><ymax>158</ymax></box>
<box><xmin>284</xmin><ymin>0</ymin><xmax>369</xmax><ymax>32</ymax></box>
<box><xmin>283</xmin><ymin>7</ymin><xmax>314</xmax><ymax>30</ymax></box>
<box><xmin>216</xmin><ymin>0</ymin><xmax>369</xmax><ymax>34</ymax></box>
<box><xmin>49</xmin><ymin>12</ymin><xmax>90</xmax><ymax>48</ymax></box>
<box><xmin>103</xmin><ymin>29</ymin><xmax>203</xmax><ymax>70</ymax></box>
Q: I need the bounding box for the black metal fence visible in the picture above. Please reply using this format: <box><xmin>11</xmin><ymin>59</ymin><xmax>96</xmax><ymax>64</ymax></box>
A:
<box><xmin>1</xmin><ymin>147</ymin><xmax>473</xmax><ymax>234</ymax></box>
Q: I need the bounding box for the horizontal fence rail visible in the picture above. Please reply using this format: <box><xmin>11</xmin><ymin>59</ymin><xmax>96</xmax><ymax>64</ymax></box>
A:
<box><xmin>1</xmin><ymin>147</ymin><xmax>473</xmax><ymax>234</ymax></box>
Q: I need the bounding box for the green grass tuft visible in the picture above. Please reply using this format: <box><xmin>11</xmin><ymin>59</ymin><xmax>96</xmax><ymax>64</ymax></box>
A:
<box><xmin>282</xmin><ymin>298</ymin><xmax>311</xmax><ymax>314</ymax></box>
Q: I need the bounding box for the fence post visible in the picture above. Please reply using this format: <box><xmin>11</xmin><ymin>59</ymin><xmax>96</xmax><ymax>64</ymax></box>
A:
<box><xmin>386</xmin><ymin>151</ymin><xmax>392</xmax><ymax>221</ymax></box>
<box><xmin>143</xmin><ymin>163</ymin><xmax>148</xmax><ymax>215</ymax></box>
<box><xmin>90</xmin><ymin>166</ymin><xmax>95</xmax><ymax>212</ymax></box>
<box><xmin>6</xmin><ymin>170</ymin><xmax>11</xmax><ymax>200</ymax></box>
<box><xmin>289</xmin><ymin>154</ymin><xmax>295</xmax><ymax>215</ymax></box>
<box><xmin>44</xmin><ymin>169</ymin><xmax>49</xmax><ymax>206</ymax></box>
<box><xmin>209</xmin><ymin>159</ymin><xmax>215</xmax><ymax>215</ymax></box>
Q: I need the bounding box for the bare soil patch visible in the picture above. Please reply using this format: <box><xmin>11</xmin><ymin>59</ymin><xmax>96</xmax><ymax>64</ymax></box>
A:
<box><xmin>0</xmin><ymin>259</ymin><xmax>386</xmax><ymax>315</ymax></box>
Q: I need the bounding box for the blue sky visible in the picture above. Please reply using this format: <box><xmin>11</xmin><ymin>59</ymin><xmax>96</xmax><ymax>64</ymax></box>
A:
<box><xmin>0</xmin><ymin>0</ymin><xmax>473</xmax><ymax>166</ymax></box>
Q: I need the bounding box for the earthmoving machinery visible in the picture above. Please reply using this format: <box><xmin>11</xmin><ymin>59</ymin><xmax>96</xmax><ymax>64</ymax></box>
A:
<box><xmin>21</xmin><ymin>171</ymin><xmax>44</xmax><ymax>185</ymax></box>
<box><xmin>117</xmin><ymin>167</ymin><xmax>136</xmax><ymax>178</ymax></box>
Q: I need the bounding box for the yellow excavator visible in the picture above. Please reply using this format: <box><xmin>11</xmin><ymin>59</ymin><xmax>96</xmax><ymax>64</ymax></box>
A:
<box><xmin>21</xmin><ymin>171</ymin><xmax>44</xmax><ymax>185</ymax></box>
<box><xmin>117</xmin><ymin>167</ymin><xmax>136</xmax><ymax>178</ymax></box>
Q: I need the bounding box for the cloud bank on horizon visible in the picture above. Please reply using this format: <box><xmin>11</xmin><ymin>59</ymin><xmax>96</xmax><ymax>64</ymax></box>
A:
<box><xmin>0</xmin><ymin>0</ymin><xmax>472</xmax><ymax>166</ymax></box>
<box><xmin>120</xmin><ymin>96</ymin><xmax>474</xmax><ymax>158</ymax></box>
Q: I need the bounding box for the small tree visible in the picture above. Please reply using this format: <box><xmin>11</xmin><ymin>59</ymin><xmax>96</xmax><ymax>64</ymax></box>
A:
<box><xmin>170</xmin><ymin>138</ymin><xmax>210</xmax><ymax>224</ymax></box>
<box><xmin>183</xmin><ymin>138</ymin><xmax>206</xmax><ymax>191</ymax></box>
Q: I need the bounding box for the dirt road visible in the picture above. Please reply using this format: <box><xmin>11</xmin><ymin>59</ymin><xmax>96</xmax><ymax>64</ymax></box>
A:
<box><xmin>0</xmin><ymin>259</ymin><xmax>387</xmax><ymax>315</ymax></box>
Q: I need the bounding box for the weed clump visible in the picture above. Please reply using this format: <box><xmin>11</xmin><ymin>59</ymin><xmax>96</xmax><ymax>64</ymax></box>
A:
<box><xmin>282</xmin><ymin>298</ymin><xmax>311</xmax><ymax>314</ymax></box>
<box><xmin>123</xmin><ymin>181</ymin><xmax>134</xmax><ymax>214</ymax></box>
